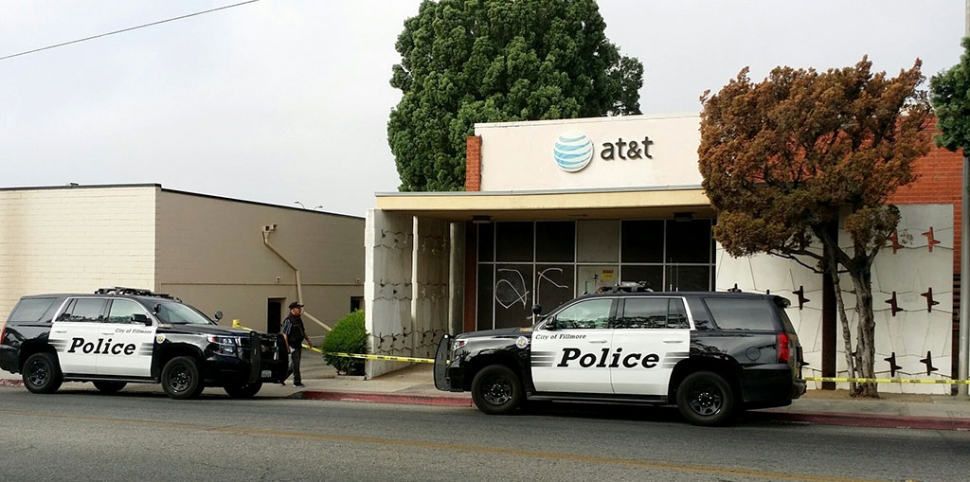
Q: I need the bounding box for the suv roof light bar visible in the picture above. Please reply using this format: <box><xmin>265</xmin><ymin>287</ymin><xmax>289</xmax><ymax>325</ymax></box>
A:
<box><xmin>95</xmin><ymin>287</ymin><xmax>180</xmax><ymax>301</ymax></box>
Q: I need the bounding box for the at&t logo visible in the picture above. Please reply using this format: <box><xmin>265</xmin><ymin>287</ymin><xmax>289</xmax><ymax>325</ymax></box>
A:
<box><xmin>553</xmin><ymin>131</ymin><xmax>594</xmax><ymax>173</ymax></box>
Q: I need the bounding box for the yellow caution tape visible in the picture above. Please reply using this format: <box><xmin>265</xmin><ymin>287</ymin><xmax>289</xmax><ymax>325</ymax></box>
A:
<box><xmin>324</xmin><ymin>352</ymin><xmax>435</xmax><ymax>364</ymax></box>
<box><xmin>805</xmin><ymin>376</ymin><xmax>970</xmax><ymax>385</ymax></box>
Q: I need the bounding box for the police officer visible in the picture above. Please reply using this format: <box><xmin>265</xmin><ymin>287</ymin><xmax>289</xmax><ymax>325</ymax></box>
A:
<box><xmin>282</xmin><ymin>301</ymin><xmax>312</xmax><ymax>387</ymax></box>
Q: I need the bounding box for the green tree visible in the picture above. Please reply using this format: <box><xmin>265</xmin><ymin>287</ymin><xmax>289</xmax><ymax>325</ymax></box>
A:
<box><xmin>699</xmin><ymin>58</ymin><xmax>932</xmax><ymax>397</ymax></box>
<box><xmin>931</xmin><ymin>37</ymin><xmax>970</xmax><ymax>151</ymax></box>
<box><xmin>388</xmin><ymin>0</ymin><xmax>643</xmax><ymax>191</ymax></box>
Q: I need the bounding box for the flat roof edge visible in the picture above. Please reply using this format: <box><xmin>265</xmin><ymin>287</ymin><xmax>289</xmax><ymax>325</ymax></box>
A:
<box><xmin>473</xmin><ymin>113</ymin><xmax>700</xmax><ymax>130</ymax></box>
<box><xmin>160</xmin><ymin>188</ymin><xmax>364</xmax><ymax>220</ymax></box>
<box><xmin>375</xmin><ymin>185</ymin><xmax>705</xmax><ymax>197</ymax></box>
<box><xmin>0</xmin><ymin>183</ymin><xmax>363</xmax><ymax>220</ymax></box>
<box><xmin>0</xmin><ymin>183</ymin><xmax>162</xmax><ymax>192</ymax></box>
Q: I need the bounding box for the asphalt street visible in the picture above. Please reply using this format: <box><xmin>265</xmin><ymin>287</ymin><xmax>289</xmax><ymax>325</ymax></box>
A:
<box><xmin>0</xmin><ymin>385</ymin><xmax>968</xmax><ymax>482</ymax></box>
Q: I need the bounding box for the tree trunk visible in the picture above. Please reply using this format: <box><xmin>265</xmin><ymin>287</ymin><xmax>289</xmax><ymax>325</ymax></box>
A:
<box><xmin>849</xmin><ymin>267</ymin><xmax>879</xmax><ymax>398</ymax></box>
<box><xmin>827</xmin><ymin>255</ymin><xmax>858</xmax><ymax>393</ymax></box>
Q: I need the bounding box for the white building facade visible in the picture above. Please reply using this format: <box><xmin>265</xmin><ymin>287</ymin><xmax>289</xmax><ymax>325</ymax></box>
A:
<box><xmin>367</xmin><ymin>114</ymin><xmax>958</xmax><ymax>393</ymax></box>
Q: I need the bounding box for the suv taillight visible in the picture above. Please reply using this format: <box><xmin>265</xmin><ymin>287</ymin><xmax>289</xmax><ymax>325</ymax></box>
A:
<box><xmin>778</xmin><ymin>333</ymin><xmax>790</xmax><ymax>363</ymax></box>
<box><xmin>0</xmin><ymin>324</ymin><xmax>5</xmax><ymax>343</ymax></box>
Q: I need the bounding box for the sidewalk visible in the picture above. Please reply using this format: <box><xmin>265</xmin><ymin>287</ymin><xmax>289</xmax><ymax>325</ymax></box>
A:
<box><xmin>5</xmin><ymin>358</ymin><xmax>970</xmax><ymax>430</ymax></box>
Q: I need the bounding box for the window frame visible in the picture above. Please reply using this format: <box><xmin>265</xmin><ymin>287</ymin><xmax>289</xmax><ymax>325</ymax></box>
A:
<box><xmin>701</xmin><ymin>296</ymin><xmax>781</xmax><ymax>332</ymax></box>
<box><xmin>106</xmin><ymin>299</ymin><xmax>152</xmax><ymax>325</ymax></box>
<box><xmin>615</xmin><ymin>296</ymin><xmax>693</xmax><ymax>330</ymax></box>
<box><xmin>8</xmin><ymin>297</ymin><xmax>59</xmax><ymax>323</ymax></box>
<box><xmin>543</xmin><ymin>297</ymin><xmax>617</xmax><ymax>331</ymax></box>
<box><xmin>56</xmin><ymin>297</ymin><xmax>110</xmax><ymax>323</ymax></box>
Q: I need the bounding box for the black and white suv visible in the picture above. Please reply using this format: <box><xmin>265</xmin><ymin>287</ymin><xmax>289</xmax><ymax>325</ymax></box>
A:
<box><xmin>434</xmin><ymin>286</ymin><xmax>806</xmax><ymax>426</ymax></box>
<box><xmin>0</xmin><ymin>287</ymin><xmax>290</xmax><ymax>399</ymax></box>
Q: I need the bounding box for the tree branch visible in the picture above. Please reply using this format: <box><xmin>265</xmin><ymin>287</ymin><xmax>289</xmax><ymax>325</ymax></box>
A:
<box><xmin>768</xmin><ymin>250</ymin><xmax>823</xmax><ymax>273</ymax></box>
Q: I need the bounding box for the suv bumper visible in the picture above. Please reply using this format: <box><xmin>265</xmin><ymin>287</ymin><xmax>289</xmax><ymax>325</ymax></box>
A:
<box><xmin>739</xmin><ymin>363</ymin><xmax>804</xmax><ymax>409</ymax></box>
<box><xmin>0</xmin><ymin>346</ymin><xmax>18</xmax><ymax>373</ymax></box>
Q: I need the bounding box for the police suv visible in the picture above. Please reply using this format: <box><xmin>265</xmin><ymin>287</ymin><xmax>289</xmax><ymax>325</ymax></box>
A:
<box><xmin>434</xmin><ymin>285</ymin><xmax>806</xmax><ymax>426</ymax></box>
<box><xmin>0</xmin><ymin>288</ymin><xmax>290</xmax><ymax>399</ymax></box>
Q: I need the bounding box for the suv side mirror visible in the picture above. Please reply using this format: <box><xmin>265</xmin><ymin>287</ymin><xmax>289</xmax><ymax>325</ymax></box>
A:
<box><xmin>544</xmin><ymin>318</ymin><xmax>557</xmax><ymax>331</ymax></box>
<box><xmin>531</xmin><ymin>304</ymin><xmax>542</xmax><ymax>316</ymax></box>
<box><xmin>214</xmin><ymin>311</ymin><xmax>224</xmax><ymax>321</ymax></box>
<box><xmin>131</xmin><ymin>314</ymin><xmax>152</xmax><ymax>326</ymax></box>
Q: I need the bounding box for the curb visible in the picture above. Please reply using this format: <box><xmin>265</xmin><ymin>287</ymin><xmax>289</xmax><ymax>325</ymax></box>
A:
<box><xmin>757</xmin><ymin>410</ymin><xmax>970</xmax><ymax>431</ymax></box>
<box><xmin>0</xmin><ymin>379</ymin><xmax>23</xmax><ymax>388</ymax></box>
<box><xmin>298</xmin><ymin>389</ymin><xmax>970</xmax><ymax>431</ymax></box>
<box><xmin>300</xmin><ymin>390</ymin><xmax>473</xmax><ymax>408</ymax></box>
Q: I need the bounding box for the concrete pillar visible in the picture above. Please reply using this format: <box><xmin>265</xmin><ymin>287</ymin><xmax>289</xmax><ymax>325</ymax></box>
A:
<box><xmin>449</xmin><ymin>222</ymin><xmax>466</xmax><ymax>336</ymax></box>
<box><xmin>364</xmin><ymin>209</ymin><xmax>414</xmax><ymax>379</ymax></box>
<box><xmin>413</xmin><ymin>217</ymin><xmax>451</xmax><ymax>360</ymax></box>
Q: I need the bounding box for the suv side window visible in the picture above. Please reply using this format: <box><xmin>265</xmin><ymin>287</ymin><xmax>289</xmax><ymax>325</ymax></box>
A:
<box><xmin>554</xmin><ymin>299</ymin><xmax>613</xmax><ymax>330</ymax></box>
<box><xmin>617</xmin><ymin>298</ymin><xmax>690</xmax><ymax>329</ymax></box>
<box><xmin>107</xmin><ymin>300</ymin><xmax>149</xmax><ymax>324</ymax></box>
<box><xmin>8</xmin><ymin>298</ymin><xmax>57</xmax><ymax>322</ymax></box>
<box><xmin>58</xmin><ymin>298</ymin><xmax>109</xmax><ymax>323</ymax></box>
<box><xmin>703</xmin><ymin>298</ymin><xmax>777</xmax><ymax>331</ymax></box>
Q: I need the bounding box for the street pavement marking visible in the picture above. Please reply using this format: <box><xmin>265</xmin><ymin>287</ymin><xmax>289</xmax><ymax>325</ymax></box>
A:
<box><xmin>0</xmin><ymin>407</ymin><xmax>877</xmax><ymax>482</ymax></box>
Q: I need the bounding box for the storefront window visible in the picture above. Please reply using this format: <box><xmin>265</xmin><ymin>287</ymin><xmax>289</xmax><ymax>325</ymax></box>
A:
<box><xmin>494</xmin><ymin>264</ymin><xmax>533</xmax><ymax>329</ymax></box>
<box><xmin>477</xmin><ymin>223</ymin><xmax>494</xmax><ymax>262</ymax></box>
<box><xmin>496</xmin><ymin>222</ymin><xmax>533</xmax><ymax>262</ymax></box>
<box><xmin>577</xmin><ymin>220</ymin><xmax>619</xmax><ymax>263</ymax></box>
<box><xmin>666</xmin><ymin>220</ymin><xmax>712</xmax><ymax>264</ymax></box>
<box><xmin>536</xmin><ymin>221</ymin><xmax>575</xmax><ymax>262</ymax></box>
<box><xmin>621</xmin><ymin>220</ymin><xmax>664</xmax><ymax>263</ymax></box>
<box><xmin>536</xmin><ymin>264</ymin><xmax>574</xmax><ymax>313</ymax></box>
<box><xmin>476</xmin><ymin>219</ymin><xmax>716</xmax><ymax>329</ymax></box>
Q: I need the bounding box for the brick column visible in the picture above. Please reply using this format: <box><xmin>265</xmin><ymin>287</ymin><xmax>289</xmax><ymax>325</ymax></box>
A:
<box><xmin>465</xmin><ymin>136</ymin><xmax>482</xmax><ymax>192</ymax></box>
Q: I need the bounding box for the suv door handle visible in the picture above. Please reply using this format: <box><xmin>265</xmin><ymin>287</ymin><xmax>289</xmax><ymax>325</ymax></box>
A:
<box><xmin>589</xmin><ymin>340</ymin><xmax>609</xmax><ymax>344</ymax></box>
<box><xmin>663</xmin><ymin>339</ymin><xmax>684</xmax><ymax>344</ymax></box>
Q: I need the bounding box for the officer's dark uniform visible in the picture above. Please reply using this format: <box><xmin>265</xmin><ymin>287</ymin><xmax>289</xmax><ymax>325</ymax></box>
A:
<box><xmin>281</xmin><ymin>302</ymin><xmax>308</xmax><ymax>386</ymax></box>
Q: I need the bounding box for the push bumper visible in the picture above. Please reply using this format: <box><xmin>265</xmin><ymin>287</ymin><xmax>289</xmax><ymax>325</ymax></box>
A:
<box><xmin>433</xmin><ymin>334</ymin><xmax>464</xmax><ymax>392</ymax></box>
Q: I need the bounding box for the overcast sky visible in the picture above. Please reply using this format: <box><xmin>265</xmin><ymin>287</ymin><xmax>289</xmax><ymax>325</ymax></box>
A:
<box><xmin>0</xmin><ymin>1</ymin><xmax>964</xmax><ymax>217</ymax></box>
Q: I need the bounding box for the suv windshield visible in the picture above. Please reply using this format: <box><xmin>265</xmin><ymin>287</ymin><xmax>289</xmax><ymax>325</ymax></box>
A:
<box><xmin>154</xmin><ymin>302</ymin><xmax>213</xmax><ymax>325</ymax></box>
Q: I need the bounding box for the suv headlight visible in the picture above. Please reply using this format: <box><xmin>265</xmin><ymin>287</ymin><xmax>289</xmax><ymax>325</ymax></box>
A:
<box><xmin>208</xmin><ymin>336</ymin><xmax>239</xmax><ymax>355</ymax></box>
<box><xmin>452</xmin><ymin>339</ymin><xmax>468</xmax><ymax>351</ymax></box>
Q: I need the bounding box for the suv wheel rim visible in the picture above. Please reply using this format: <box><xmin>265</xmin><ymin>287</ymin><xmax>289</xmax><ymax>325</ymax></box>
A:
<box><xmin>27</xmin><ymin>360</ymin><xmax>48</xmax><ymax>387</ymax></box>
<box><xmin>482</xmin><ymin>376</ymin><xmax>513</xmax><ymax>406</ymax></box>
<box><xmin>688</xmin><ymin>382</ymin><xmax>723</xmax><ymax>417</ymax></box>
<box><xmin>170</xmin><ymin>366</ymin><xmax>191</xmax><ymax>393</ymax></box>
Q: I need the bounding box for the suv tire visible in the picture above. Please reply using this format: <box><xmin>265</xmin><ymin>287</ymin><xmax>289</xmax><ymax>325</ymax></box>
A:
<box><xmin>224</xmin><ymin>382</ymin><xmax>263</xmax><ymax>399</ymax></box>
<box><xmin>676</xmin><ymin>371</ymin><xmax>735</xmax><ymax>427</ymax></box>
<box><xmin>93</xmin><ymin>381</ymin><xmax>127</xmax><ymax>394</ymax></box>
<box><xmin>23</xmin><ymin>352</ymin><xmax>63</xmax><ymax>394</ymax></box>
<box><xmin>471</xmin><ymin>365</ymin><xmax>523</xmax><ymax>415</ymax></box>
<box><xmin>161</xmin><ymin>356</ymin><xmax>202</xmax><ymax>400</ymax></box>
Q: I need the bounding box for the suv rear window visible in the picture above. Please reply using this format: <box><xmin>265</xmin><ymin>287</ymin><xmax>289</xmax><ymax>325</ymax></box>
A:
<box><xmin>9</xmin><ymin>298</ymin><xmax>57</xmax><ymax>322</ymax></box>
<box><xmin>703</xmin><ymin>298</ymin><xmax>777</xmax><ymax>331</ymax></box>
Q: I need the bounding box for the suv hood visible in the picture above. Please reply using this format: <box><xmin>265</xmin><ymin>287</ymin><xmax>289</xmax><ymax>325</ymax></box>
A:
<box><xmin>158</xmin><ymin>324</ymin><xmax>254</xmax><ymax>336</ymax></box>
<box><xmin>456</xmin><ymin>327</ymin><xmax>533</xmax><ymax>339</ymax></box>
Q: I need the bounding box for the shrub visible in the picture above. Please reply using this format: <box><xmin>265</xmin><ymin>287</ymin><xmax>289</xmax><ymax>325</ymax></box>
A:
<box><xmin>322</xmin><ymin>310</ymin><xmax>367</xmax><ymax>375</ymax></box>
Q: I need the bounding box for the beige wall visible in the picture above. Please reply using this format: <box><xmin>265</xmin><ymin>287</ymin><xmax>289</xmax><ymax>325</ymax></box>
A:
<box><xmin>155</xmin><ymin>190</ymin><xmax>364</xmax><ymax>338</ymax></box>
<box><xmin>477</xmin><ymin>114</ymin><xmax>702</xmax><ymax>191</ymax></box>
<box><xmin>0</xmin><ymin>186</ymin><xmax>157</xmax><ymax>322</ymax></box>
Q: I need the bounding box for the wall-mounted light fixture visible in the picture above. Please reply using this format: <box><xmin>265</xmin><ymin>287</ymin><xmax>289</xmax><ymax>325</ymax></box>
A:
<box><xmin>472</xmin><ymin>215</ymin><xmax>492</xmax><ymax>224</ymax></box>
<box><xmin>673</xmin><ymin>212</ymin><xmax>694</xmax><ymax>223</ymax></box>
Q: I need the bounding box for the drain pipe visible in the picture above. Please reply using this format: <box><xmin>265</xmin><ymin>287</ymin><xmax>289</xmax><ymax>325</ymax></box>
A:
<box><xmin>261</xmin><ymin>226</ymin><xmax>332</xmax><ymax>332</ymax></box>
